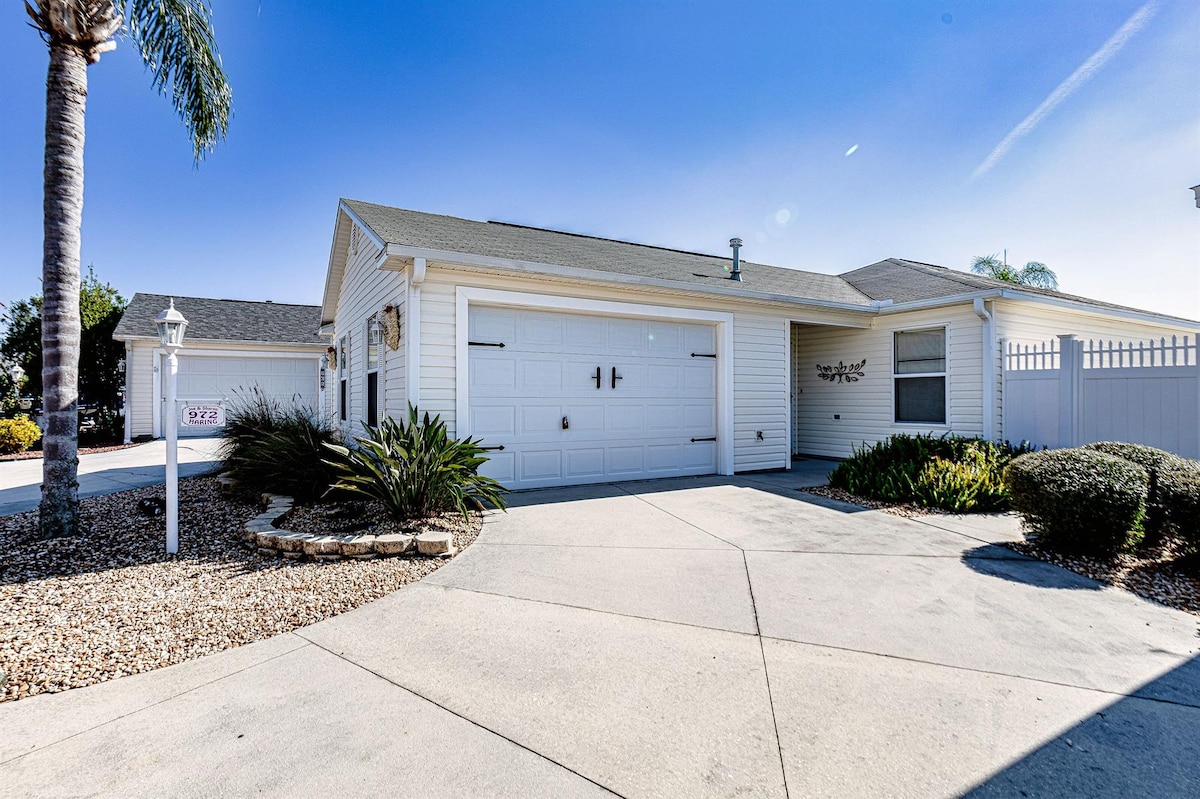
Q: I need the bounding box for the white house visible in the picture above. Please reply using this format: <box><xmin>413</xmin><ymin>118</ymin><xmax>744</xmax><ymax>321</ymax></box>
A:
<box><xmin>114</xmin><ymin>294</ymin><xmax>325</xmax><ymax>441</ymax></box>
<box><xmin>320</xmin><ymin>199</ymin><xmax>1199</xmax><ymax>489</ymax></box>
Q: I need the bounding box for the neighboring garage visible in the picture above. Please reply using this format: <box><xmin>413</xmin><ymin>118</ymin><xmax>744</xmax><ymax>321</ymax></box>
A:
<box><xmin>114</xmin><ymin>294</ymin><xmax>325</xmax><ymax>440</ymax></box>
<box><xmin>467</xmin><ymin>306</ymin><xmax>719</xmax><ymax>489</ymax></box>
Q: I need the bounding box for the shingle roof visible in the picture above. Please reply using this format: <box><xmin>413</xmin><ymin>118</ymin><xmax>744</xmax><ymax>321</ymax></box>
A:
<box><xmin>113</xmin><ymin>293</ymin><xmax>323</xmax><ymax>345</ymax></box>
<box><xmin>842</xmin><ymin>258</ymin><xmax>1186</xmax><ymax>319</ymax></box>
<box><xmin>342</xmin><ymin>199</ymin><xmax>875</xmax><ymax>307</ymax></box>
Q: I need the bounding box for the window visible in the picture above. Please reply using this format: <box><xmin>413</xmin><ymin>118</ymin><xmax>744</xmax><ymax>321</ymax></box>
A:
<box><xmin>338</xmin><ymin>336</ymin><xmax>348</xmax><ymax>422</ymax></box>
<box><xmin>366</xmin><ymin>315</ymin><xmax>381</xmax><ymax>427</ymax></box>
<box><xmin>894</xmin><ymin>328</ymin><xmax>946</xmax><ymax>424</ymax></box>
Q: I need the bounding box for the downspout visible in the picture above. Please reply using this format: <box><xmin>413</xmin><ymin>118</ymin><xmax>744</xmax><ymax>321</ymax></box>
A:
<box><xmin>973</xmin><ymin>298</ymin><xmax>996</xmax><ymax>440</ymax></box>
<box><xmin>405</xmin><ymin>257</ymin><xmax>426</xmax><ymax>410</ymax></box>
<box><xmin>123</xmin><ymin>340</ymin><xmax>133</xmax><ymax>443</ymax></box>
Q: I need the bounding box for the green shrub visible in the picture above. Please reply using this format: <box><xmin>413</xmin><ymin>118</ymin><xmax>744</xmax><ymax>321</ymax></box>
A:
<box><xmin>1004</xmin><ymin>448</ymin><xmax>1148</xmax><ymax>555</ymax></box>
<box><xmin>829</xmin><ymin>433</ymin><xmax>1028</xmax><ymax>512</ymax></box>
<box><xmin>219</xmin><ymin>388</ymin><xmax>340</xmax><ymax>501</ymax></box>
<box><xmin>1158</xmin><ymin>463</ymin><xmax>1200</xmax><ymax>553</ymax></box>
<box><xmin>324</xmin><ymin>405</ymin><xmax>507</xmax><ymax>520</ymax></box>
<box><xmin>1081</xmin><ymin>442</ymin><xmax>1187</xmax><ymax>544</ymax></box>
<box><xmin>0</xmin><ymin>416</ymin><xmax>41</xmax><ymax>454</ymax></box>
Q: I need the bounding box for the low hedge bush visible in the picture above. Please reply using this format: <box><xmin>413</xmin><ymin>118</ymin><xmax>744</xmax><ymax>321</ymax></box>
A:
<box><xmin>829</xmin><ymin>433</ymin><xmax>1029</xmax><ymax>512</ymax></box>
<box><xmin>1159</xmin><ymin>463</ymin><xmax>1200</xmax><ymax>553</ymax></box>
<box><xmin>1081</xmin><ymin>442</ymin><xmax>1187</xmax><ymax>544</ymax></box>
<box><xmin>1004</xmin><ymin>448</ymin><xmax>1149</xmax><ymax>555</ymax></box>
<box><xmin>0</xmin><ymin>416</ymin><xmax>41</xmax><ymax>454</ymax></box>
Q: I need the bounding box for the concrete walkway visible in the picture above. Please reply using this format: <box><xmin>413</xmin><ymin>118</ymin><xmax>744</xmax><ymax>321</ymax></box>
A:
<box><xmin>0</xmin><ymin>438</ymin><xmax>224</xmax><ymax>516</ymax></box>
<box><xmin>2</xmin><ymin>466</ymin><xmax>1198</xmax><ymax>797</ymax></box>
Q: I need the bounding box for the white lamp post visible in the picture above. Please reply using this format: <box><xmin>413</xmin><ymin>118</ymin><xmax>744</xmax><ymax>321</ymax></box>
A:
<box><xmin>155</xmin><ymin>299</ymin><xmax>188</xmax><ymax>554</ymax></box>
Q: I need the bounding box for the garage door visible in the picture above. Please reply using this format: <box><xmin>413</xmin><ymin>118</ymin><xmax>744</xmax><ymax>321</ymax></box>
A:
<box><xmin>167</xmin><ymin>354</ymin><xmax>319</xmax><ymax>437</ymax></box>
<box><xmin>468</xmin><ymin>306</ymin><xmax>718</xmax><ymax>489</ymax></box>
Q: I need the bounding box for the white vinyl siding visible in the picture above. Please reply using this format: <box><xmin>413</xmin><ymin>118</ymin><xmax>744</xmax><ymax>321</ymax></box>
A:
<box><xmin>329</xmin><ymin>217</ymin><xmax>405</xmax><ymax>435</ymax></box>
<box><xmin>792</xmin><ymin>305</ymin><xmax>984</xmax><ymax>458</ymax></box>
<box><xmin>413</xmin><ymin>267</ymin><xmax>842</xmax><ymax>474</ymax></box>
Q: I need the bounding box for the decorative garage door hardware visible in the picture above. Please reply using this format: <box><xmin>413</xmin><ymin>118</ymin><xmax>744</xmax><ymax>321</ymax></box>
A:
<box><xmin>593</xmin><ymin>366</ymin><xmax>602</xmax><ymax>389</ymax></box>
<box><xmin>468</xmin><ymin>340</ymin><xmax>506</xmax><ymax>348</ymax></box>
<box><xmin>691</xmin><ymin>352</ymin><xmax>717</xmax><ymax>358</ymax></box>
<box><xmin>481</xmin><ymin>445</ymin><xmax>506</xmax><ymax>451</ymax></box>
<box><xmin>690</xmin><ymin>436</ymin><xmax>717</xmax><ymax>443</ymax></box>
<box><xmin>611</xmin><ymin>367</ymin><xmax>622</xmax><ymax>389</ymax></box>
<box><xmin>816</xmin><ymin>359</ymin><xmax>867</xmax><ymax>383</ymax></box>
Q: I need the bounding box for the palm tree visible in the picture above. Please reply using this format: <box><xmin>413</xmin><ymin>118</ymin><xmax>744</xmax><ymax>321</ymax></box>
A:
<box><xmin>970</xmin><ymin>254</ymin><xmax>1059</xmax><ymax>290</ymax></box>
<box><xmin>28</xmin><ymin>1</ymin><xmax>231</xmax><ymax>538</ymax></box>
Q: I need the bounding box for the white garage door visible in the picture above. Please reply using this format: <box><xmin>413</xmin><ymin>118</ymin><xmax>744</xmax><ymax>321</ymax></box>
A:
<box><xmin>468</xmin><ymin>306</ymin><xmax>718</xmax><ymax>489</ymax></box>
<box><xmin>167</xmin><ymin>354</ymin><xmax>319</xmax><ymax>437</ymax></box>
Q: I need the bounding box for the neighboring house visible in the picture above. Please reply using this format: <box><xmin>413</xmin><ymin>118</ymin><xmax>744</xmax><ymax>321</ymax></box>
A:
<box><xmin>114</xmin><ymin>294</ymin><xmax>325</xmax><ymax>441</ymax></box>
<box><xmin>321</xmin><ymin>199</ymin><xmax>1200</xmax><ymax>489</ymax></box>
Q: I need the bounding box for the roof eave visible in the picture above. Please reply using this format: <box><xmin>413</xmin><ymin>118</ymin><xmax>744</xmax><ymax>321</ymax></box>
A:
<box><xmin>381</xmin><ymin>243</ymin><xmax>878</xmax><ymax>317</ymax></box>
<box><xmin>118</xmin><ymin>335</ymin><xmax>326</xmax><ymax>349</ymax></box>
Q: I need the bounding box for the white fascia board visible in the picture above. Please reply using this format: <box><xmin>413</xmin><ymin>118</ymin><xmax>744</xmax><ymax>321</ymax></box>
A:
<box><xmin>872</xmin><ymin>290</ymin><xmax>1001</xmax><ymax>313</ymax></box>
<box><xmin>123</xmin><ymin>336</ymin><xmax>326</xmax><ymax>350</ymax></box>
<box><xmin>383</xmin><ymin>243</ymin><xmax>877</xmax><ymax>320</ymax></box>
<box><xmin>995</xmin><ymin>289</ymin><xmax>1200</xmax><ymax>331</ymax></box>
<box><xmin>337</xmin><ymin>200</ymin><xmax>388</xmax><ymax>251</ymax></box>
<box><xmin>320</xmin><ymin>207</ymin><xmax>350</xmax><ymax>325</ymax></box>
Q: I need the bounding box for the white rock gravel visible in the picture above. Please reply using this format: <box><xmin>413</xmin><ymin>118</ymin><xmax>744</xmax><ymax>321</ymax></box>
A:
<box><xmin>0</xmin><ymin>477</ymin><xmax>480</xmax><ymax>703</ymax></box>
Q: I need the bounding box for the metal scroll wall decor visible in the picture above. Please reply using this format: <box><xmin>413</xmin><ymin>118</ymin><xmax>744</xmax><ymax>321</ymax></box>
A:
<box><xmin>816</xmin><ymin>359</ymin><xmax>866</xmax><ymax>383</ymax></box>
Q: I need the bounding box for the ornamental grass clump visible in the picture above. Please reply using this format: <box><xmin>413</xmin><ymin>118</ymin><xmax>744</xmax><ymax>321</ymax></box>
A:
<box><xmin>324</xmin><ymin>405</ymin><xmax>507</xmax><ymax>521</ymax></box>
<box><xmin>219</xmin><ymin>388</ymin><xmax>340</xmax><ymax>501</ymax></box>
<box><xmin>829</xmin><ymin>433</ymin><xmax>1028</xmax><ymax>512</ymax></box>
<box><xmin>1003</xmin><ymin>448</ymin><xmax>1149</xmax><ymax>556</ymax></box>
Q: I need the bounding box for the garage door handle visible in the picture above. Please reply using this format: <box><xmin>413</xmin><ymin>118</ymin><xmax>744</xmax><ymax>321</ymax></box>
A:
<box><xmin>481</xmin><ymin>445</ymin><xmax>506</xmax><ymax>451</ymax></box>
<box><xmin>611</xmin><ymin>367</ymin><xmax>622</xmax><ymax>389</ymax></box>
<box><xmin>593</xmin><ymin>367</ymin><xmax>602</xmax><ymax>389</ymax></box>
<box><xmin>690</xmin><ymin>437</ymin><xmax>717</xmax><ymax>443</ymax></box>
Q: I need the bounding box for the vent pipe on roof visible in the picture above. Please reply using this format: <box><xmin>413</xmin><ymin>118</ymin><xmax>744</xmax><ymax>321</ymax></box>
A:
<box><xmin>729</xmin><ymin>237</ymin><xmax>743</xmax><ymax>281</ymax></box>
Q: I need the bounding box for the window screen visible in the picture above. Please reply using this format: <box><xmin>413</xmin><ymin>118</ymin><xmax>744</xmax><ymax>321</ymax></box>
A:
<box><xmin>894</xmin><ymin>329</ymin><xmax>946</xmax><ymax>424</ymax></box>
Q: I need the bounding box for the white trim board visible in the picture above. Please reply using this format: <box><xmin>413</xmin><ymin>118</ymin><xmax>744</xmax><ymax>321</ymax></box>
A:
<box><xmin>454</xmin><ymin>286</ymin><xmax>736</xmax><ymax>477</ymax></box>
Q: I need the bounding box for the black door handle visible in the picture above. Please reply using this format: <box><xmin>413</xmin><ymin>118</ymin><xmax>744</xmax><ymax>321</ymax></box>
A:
<box><xmin>611</xmin><ymin>367</ymin><xmax>622</xmax><ymax>389</ymax></box>
<box><xmin>593</xmin><ymin>367</ymin><xmax>601</xmax><ymax>389</ymax></box>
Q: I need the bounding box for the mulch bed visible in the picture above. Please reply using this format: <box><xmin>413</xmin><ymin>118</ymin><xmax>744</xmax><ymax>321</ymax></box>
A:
<box><xmin>801</xmin><ymin>485</ymin><xmax>1200</xmax><ymax>617</ymax></box>
<box><xmin>0</xmin><ymin>442</ymin><xmax>142</xmax><ymax>462</ymax></box>
<box><xmin>0</xmin><ymin>477</ymin><xmax>481</xmax><ymax>703</ymax></box>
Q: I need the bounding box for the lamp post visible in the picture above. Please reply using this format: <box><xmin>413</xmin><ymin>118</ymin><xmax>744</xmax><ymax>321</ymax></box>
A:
<box><xmin>155</xmin><ymin>299</ymin><xmax>188</xmax><ymax>554</ymax></box>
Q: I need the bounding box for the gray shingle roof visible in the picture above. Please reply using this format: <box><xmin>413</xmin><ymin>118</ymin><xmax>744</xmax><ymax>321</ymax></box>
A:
<box><xmin>842</xmin><ymin>258</ymin><xmax>1185</xmax><ymax>319</ymax></box>
<box><xmin>342</xmin><ymin>199</ymin><xmax>875</xmax><ymax>307</ymax></box>
<box><xmin>113</xmin><ymin>293</ymin><xmax>323</xmax><ymax>345</ymax></box>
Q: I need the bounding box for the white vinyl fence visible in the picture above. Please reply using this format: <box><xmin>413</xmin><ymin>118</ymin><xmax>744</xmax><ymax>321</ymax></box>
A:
<box><xmin>1004</xmin><ymin>334</ymin><xmax>1200</xmax><ymax>458</ymax></box>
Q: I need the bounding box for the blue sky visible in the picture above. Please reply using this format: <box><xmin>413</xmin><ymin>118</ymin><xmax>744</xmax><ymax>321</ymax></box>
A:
<box><xmin>1</xmin><ymin>1</ymin><xmax>1198</xmax><ymax>320</ymax></box>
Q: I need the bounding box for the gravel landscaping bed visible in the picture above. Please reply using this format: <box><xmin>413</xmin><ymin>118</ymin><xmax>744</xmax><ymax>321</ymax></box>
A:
<box><xmin>0</xmin><ymin>477</ymin><xmax>481</xmax><ymax>702</ymax></box>
<box><xmin>801</xmin><ymin>486</ymin><xmax>1200</xmax><ymax>617</ymax></box>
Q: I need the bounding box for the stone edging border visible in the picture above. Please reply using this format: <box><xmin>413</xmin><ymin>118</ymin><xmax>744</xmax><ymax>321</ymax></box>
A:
<box><xmin>238</xmin><ymin>491</ymin><xmax>457</xmax><ymax>562</ymax></box>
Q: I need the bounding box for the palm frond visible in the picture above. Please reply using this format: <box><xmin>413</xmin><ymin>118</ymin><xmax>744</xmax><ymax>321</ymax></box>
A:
<box><xmin>120</xmin><ymin>0</ymin><xmax>231</xmax><ymax>160</ymax></box>
<box><xmin>1018</xmin><ymin>261</ymin><xmax>1059</xmax><ymax>290</ymax></box>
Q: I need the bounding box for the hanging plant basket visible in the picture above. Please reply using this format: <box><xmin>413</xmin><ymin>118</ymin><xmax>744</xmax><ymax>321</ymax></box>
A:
<box><xmin>381</xmin><ymin>304</ymin><xmax>401</xmax><ymax>350</ymax></box>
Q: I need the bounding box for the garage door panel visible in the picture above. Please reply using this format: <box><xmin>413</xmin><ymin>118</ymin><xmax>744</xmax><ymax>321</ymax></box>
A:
<box><xmin>468</xmin><ymin>306</ymin><xmax>718</xmax><ymax>488</ymax></box>
<box><xmin>171</xmin><ymin>353</ymin><xmax>318</xmax><ymax>437</ymax></box>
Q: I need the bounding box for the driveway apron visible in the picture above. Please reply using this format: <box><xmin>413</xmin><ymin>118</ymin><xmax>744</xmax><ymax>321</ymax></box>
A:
<box><xmin>2</xmin><ymin>472</ymin><xmax>1198</xmax><ymax>798</ymax></box>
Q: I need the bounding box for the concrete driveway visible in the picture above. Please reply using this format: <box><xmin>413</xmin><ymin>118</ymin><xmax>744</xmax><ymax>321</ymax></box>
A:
<box><xmin>2</xmin><ymin>466</ymin><xmax>1198</xmax><ymax>797</ymax></box>
<box><xmin>0</xmin><ymin>438</ymin><xmax>224</xmax><ymax>515</ymax></box>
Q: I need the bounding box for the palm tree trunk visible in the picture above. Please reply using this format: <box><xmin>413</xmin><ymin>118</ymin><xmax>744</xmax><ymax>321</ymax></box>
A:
<box><xmin>39</xmin><ymin>42</ymin><xmax>88</xmax><ymax>539</ymax></box>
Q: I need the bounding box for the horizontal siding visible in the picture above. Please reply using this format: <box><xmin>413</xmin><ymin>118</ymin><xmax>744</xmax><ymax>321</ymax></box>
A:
<box><xmin>996</xmin><ymin>300</ymin><xmax>1195</xmax><ymax>347</ymax></box>
<box><xmin>127</xmin><ymin>341</ymin><xmax>155</xmax><ymax>437</ymax></box>
<box><xmin>417</xmin><ymin>267</ymin><xmax>818</xmax><ymax>473</ymax></box>
<box><xmin>792</xmin><ymin>305</ymin><xmax>984</xmax><ymax>458</ymax></box>
<box><xmin>330</xmin><ymin>222</ymin><xmax>404</xmax><ymax>435</ymax></box>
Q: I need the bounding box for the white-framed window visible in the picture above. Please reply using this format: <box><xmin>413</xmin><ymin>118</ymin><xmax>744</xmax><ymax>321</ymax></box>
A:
<box><xmin>365</xmin><ymin>315</ymin><xmax>381</xmax><ymax>427</ymax></box>
<box><xmin>893</xmin><ymin>327</ymin><xmax>947</xmax><ymax>424</ymax></box>
<box><xmin>338</xmin><ymin>335</ymin><xmax>348</xmax><ymax>422</ymax></box>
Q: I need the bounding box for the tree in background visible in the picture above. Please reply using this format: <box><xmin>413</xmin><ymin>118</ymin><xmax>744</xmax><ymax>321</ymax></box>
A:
<box><xmin>0</xmin><ymin>267</ymin><xmax>128</xmax><ymax>414</ymax></box>
<box><xmin>27</xmin><ymin>1</ymin><xmax>231</xmax><ymax>537</ymax></box>
<box><xmin>970</xmin><ymin>254</ymin><xmax>1059</xmax><ymax>290</ymax></box>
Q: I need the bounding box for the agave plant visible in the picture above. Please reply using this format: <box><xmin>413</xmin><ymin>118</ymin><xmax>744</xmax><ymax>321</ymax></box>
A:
<box><xmin>323</xmin><ymin>405</ymin><xmax>507</xmax><ymax>520</ymax></box>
